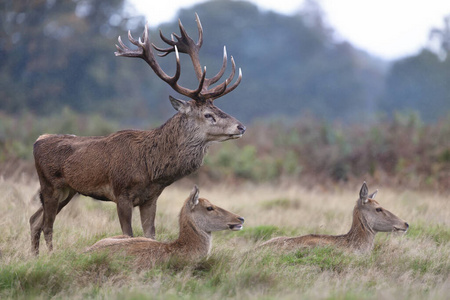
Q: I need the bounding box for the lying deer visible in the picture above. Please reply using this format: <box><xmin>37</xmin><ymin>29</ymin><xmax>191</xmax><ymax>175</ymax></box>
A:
<box><xmin>86</xmin><ymin>186</ymin><xmax>244</xmax><ymax>268</ymax></box>
<box><xmin>30</xmin><ymin>14</ymin><xmax>245</xmax><ymax>255</ymax></box>
<box><xmin>260</xmin><ymin>182</ymin><xmax>409</xmax><ymax>253</ymax></box>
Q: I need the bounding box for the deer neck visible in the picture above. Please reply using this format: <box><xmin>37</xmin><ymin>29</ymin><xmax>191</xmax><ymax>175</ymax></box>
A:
<box><xmin>343</xmin><ymin>206</ymin><xmax>376</xmax><ymax>252</ymax></box>
<box><xmin>159</xmin><ymin>113</ymin><xmax>208</xmax><ymax>149</ymax></box>
<box><xmin>171</xmin><ymin>213</ymin><xmax>212</xmax><ymax>258</ymax></box>
<box><xmin>146</xmin><ymin>113</ymin><xmax>209</xmax><ymax>183</ymax></box>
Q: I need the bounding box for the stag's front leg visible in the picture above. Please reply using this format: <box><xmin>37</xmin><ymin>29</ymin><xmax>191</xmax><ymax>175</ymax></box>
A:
<box><xmin>139</xmin><ymin>199</ymin><xmax>158</xmax><ymax>239</ymax></box>
<box><xmin>139</xmin><ymin>187</ymin><xmax>164</xmax><ymax>238</ymax></box>
<box><xmin>116</xmin><ymin>198</ymin><xmax>134</xmax><ymax>237</ymax></box>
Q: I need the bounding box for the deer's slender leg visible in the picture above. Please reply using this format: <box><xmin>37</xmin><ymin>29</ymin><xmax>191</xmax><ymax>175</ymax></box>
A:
<box><xmin>40</xmin><ymin>188</ymin><xmax>76</xmax><ymax>252</ymax></box>
<box><xmin>41</xmin><ymin>192</ymin><xmax>62</xmax><ymax>252</ymax></box>
<box><xmin>30</xmin><ymin>206</ymin><xmax>44</xmax><ymax>255</ymax></box>
<box><xmin>139</xmin><ymin>187</ymin><xmax>164</xmax><ymax>239</ymax></box>
<box><xmin>139</xmin><ymin>199</ymin><xmax>158</xmax><ymax>239</ymax></box>
<box><xmin>116</xmin><ymin>198</ymin><xmax>134</xmax><ymax>237</ymax></box>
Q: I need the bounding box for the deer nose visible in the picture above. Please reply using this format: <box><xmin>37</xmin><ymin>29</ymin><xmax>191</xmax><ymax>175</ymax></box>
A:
<box><xmin>405</xmin><ymin>222</ymin><xmax>409</xmax><ymax>228</ymax></box>
<box><xmin>238</xmin><ymin>217</ymin><xmax>245</xmax><ymax>223</ymax></box>
<box><xmin>237</xmin><ymin>124</ymin><xmax>246</xmax><ymax>134</ymax></box>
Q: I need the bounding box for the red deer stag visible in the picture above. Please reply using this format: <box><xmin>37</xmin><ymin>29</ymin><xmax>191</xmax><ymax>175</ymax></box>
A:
<box><xmin>86</xmin><ymin>185</ymin><xmax>244</xmax><ymax>268</ymax></box>
<box><xmin>30</xmin><ymin>14</ymin><xmax>245</xmax><ymax>255</ymax></box>
<box><xmin>260</xmin><ymin>182</ymin><xmax>409</xmax><ymax>253</ymax></box>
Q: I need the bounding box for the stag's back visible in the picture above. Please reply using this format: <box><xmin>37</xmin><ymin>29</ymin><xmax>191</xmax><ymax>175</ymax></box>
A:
<box><xmin>33</xmin><ymin>131</ymin><xmax>149</xmax><ymax>195</ymax></box>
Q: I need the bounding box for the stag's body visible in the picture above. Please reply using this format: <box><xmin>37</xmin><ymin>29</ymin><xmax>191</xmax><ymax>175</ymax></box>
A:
<box><xmin>86</xmin><ymin>186</ymin><xmax>244</xmax><ymax>268</ymax></box>
<box><xmin>30</xmin><ymin>14</ymin><xmax>244</xmax><ymax>255</ymax></box>
<box><xmin>34</xmin><ymin>115</ymin><xmax>208</xmax><ymax>204</ymax></box>
<box><xmin>261</xmin><ymin>183</ymin><xmax>409</xmax><ymax>253</ymax></box>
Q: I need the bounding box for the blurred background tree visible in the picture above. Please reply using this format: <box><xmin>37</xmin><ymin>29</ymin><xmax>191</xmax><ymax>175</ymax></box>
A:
<box><xmin>429</xmin><ymin>15</ymin><xmax>450</xmax><ymax>59</ymax></box>
<box><xmin>2</xmin><ymin>0</ymin><xmax>448</xmax><ymax>124</ymax></box>
<box><xmin>0</xmin><ymin>0</ymin><xmax>148</xmax><ymax>119</ymax></box>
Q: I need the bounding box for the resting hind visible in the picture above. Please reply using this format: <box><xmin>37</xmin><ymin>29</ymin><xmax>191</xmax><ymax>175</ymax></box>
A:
<box><xmin>260</xmin><ymin>182</ymin><xmax>409</xmax><ymax>253</ymax></box>
<box><xmin>86</xmin><ymin>186</ymin><xmax>244</xmax><ymax>269</ymax></box>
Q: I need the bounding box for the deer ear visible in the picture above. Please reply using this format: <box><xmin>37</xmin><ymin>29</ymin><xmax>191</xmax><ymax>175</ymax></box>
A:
<box><xmin>169</xmin><ymin>96</ymin><xmax>190</xmax><ymax>113</ymax></box>
<box><xmin>359</xmin><ymin>182</ymin><xmax>369</xmax><ymax>203</ymax></box>
<box><xmin>368</xmin><ymin>189</ymin><xmax>378</xmax><ymax>199</ymax></box>
<box><xmin>188</xmin><ymin>185</ymin><xmax>200</xmax><ymax>210</ymax></box>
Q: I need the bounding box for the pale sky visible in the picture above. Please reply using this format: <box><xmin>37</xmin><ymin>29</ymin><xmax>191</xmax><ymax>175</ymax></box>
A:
<box><xmin>128</xmin><ymin>0</ymin><xmax>450</xmax><ymax>60</ymax></box>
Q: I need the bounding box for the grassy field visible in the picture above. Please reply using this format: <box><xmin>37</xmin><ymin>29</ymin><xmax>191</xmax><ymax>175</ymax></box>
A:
<box><xmin>0</xmin><ymin>175</ymin><xmax>449</xmax><ymax>299</ymax></box>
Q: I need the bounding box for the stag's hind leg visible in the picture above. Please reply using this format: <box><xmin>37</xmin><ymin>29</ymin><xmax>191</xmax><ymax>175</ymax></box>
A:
<box><xmin>30</xmin><ymin>205</ymin><xmax>44</xmax><ymax>255</ymax></box>
<box><xmin>37</xmin><ymin>188</ymin><xmax>76</xmax><ymax>253</ymax></box>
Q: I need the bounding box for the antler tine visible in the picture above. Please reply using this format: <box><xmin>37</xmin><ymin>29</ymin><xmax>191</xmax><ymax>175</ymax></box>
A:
<box><xmin>207</xmin><ymin>46</ymin><xmax>228</xmax><ymax>86</ymax></box>
<box><xmin>194</xmin><ymin>66</ymin><xmax>207</xmax><ymax>98</ymax></box>
<box><xmin>138</xmin><ymin>22</ymin><xmax>150</xmax><ymax>46</ymax></box>
<box><xmin>204</xmin><ymin>80</ymin><xmax>228</xmax><ymax>100</ymax></box>
<box><xmin>152</xmin><ymin>31</ymin><xmax>175</xmax><ymax>57</ymax></box>
<box><xmin>203</xmin><ymin>54</ymin><xmax>237</xmax><ymax>98</ymax></box>
<box><xmin>115</xmin><ymin>23</ymin><xmax>149</xmax><ymax>57</ymax></box>
<box><xmin>128</xmin><ymin>29</ymin><xmax>140</xmax><ymax>46</ymax></box>
<box><xmin>115</xmin><ymin>36</ymin><xmax>130</xmax><ymax>55</ymax></box>
<box><xmin>220</xmin><ymin>67</ymin><xmax>242</xmax><ymax>97</ymax></box>
<box><xmin>195</xmin><ymin>13</ymin><xmax>203</xmax><ymax>48</ymax></box>
<box><xmin>225</xmin><ymin>56</ymin><xmax>237</xmax><ymax>85</ymax></box>
<box><xmin>208</xmin><ymin>57</ymin><xmax>242</xmax><ymax>100</ymax></box>
<box><xmin>159</xmin><ymin>29</ymin><xmax>176</xmax><ymax>46</ymax></box>
<box><xmin>178</xmin><ymin>19</ymin><xmax>189</xmax><ymax>41</ymax></box>
<box><xmin>170</xmin><ymin>46</ymin><xmax>182</xmax><ymax>86</ymax></box>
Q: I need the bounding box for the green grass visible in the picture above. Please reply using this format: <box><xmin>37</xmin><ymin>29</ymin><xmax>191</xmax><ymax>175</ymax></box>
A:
<box><xmin>279</xmin><ymin>247</ymin><xmax>353</xmax><ymax>273</ymax></box>
<box><xmin>406</xmin><ymin>222</ymin><xmax>450</xmax><ymax>245</ymax></box>
<box><xmin>235</xmin><ymin>225</ymin><xmax>294</xmax><ymax>242</ymax></box>
<box><xmin>260</xmin><ymin>197</ymin><xmax>301</xmax><ymax>210</ymax></box>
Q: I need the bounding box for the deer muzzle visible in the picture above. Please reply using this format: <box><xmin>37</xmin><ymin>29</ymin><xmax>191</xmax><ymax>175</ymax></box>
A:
<box><xmin>228</xmin><ymin>216</ymin><xmax>245</xmax><ymax>231</ymax></box>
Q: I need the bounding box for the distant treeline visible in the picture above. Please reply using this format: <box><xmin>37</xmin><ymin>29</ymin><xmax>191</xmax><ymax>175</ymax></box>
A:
<box><xmin>1</xmin><ymin>0</ymin><xmax>449</xmax><ymax>123</ymax></box>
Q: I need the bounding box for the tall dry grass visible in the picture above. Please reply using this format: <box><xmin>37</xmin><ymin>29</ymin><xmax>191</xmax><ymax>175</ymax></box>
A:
<box><xmin>0</xmin><ymin>175</ymin><xmax>449</xmax><ymax>299</ymax></box>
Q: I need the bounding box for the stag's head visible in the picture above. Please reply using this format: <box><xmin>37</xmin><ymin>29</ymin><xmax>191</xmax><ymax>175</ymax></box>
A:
<box><xmin>357</xmin><ymin>182</ymin><xmax>409</xmax><ymax>233</ymax></box>
<box><xmin>115</xmin><ymin>14</ymin><xmax>245</xmax><ymax>142</ymax></box>
<box><xmin>185</xmin><ymin>185</ymin><xmax>244</xmax><ymax>233</ymax></box>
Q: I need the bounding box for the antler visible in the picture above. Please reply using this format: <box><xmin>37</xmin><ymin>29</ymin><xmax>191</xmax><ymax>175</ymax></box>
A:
<box><xmin>115</xmin><ymin>13</ymin><xmax>241</xmax><ymax>102</ymax></box>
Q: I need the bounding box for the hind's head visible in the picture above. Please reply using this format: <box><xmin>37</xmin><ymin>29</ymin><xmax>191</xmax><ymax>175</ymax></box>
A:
<box><xmin>357</xmin><ymin>182</ymin><xmax>409</xmax><ymax>233</ymax></box>
<box><xmin>183</xmin><ymin>185</ymin><xmax>244</xmax><ymax>233</ymax></box>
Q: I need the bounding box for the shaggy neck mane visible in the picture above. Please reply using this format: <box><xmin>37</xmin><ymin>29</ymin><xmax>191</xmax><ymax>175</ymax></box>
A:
<box><xmin>145</xmin><ymin>113</ymin><xmax>209</xmax><ymax>183</ymax></box>
<box><xmin>170</xmin><ymin>204</ymin><xmax>212</xmax><ymax>257</ymax></box>
<box><xmin>341</xmin><ymin>205</ymin><xmax>375</xmax><ymax>251</ymax></box>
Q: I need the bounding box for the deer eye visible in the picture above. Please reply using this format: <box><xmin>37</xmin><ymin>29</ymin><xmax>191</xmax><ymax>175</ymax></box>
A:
<box><xmin>206</xmin><ymin>206</ymin><xmax>214</xmax><ymax>211</ymax></box>
<box><xmin>376</xmin><ymin>208</ymin><xmax>382</xmax><ymax>212</ymax></box>
<box><xmin>204</xmin><ymin>113</ymin><xmax>216</xmax><ymax>122</ymax></box>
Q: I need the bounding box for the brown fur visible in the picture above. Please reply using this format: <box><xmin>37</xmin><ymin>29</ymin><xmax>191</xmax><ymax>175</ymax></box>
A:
<box><xmin>260</xmin><ymin>182</ymin><xmax>409</xmax><ymax>253</ymax></box>
<box><xmin>30</xmin><ymin>15</ymin><xmax>245</xmax><ymax>255</ymax></box>
<box><xmin>86</xmin><ymin>186</ymin><xmax>244</xmax><ymax>268</ymax></box>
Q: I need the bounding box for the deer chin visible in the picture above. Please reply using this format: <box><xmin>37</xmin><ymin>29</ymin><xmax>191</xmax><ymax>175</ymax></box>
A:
<box><xmin>229</xmin><ymin>133</ymin><xmax>243</xmax><ymax>139</ymax></box>
<box><xmin>209</xmin><ymin>133</ymin><xmax>243</xmax><ymax>142</ymax></box>
<box><xmin>228</xmin><ymin>224</ymin><xmax>243</xmax><ymax>231</ymax></box>
<box><xmin>393</xmin><ymin>226</ymin><xmax>408</xmax><ymax>233</ymax></box>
